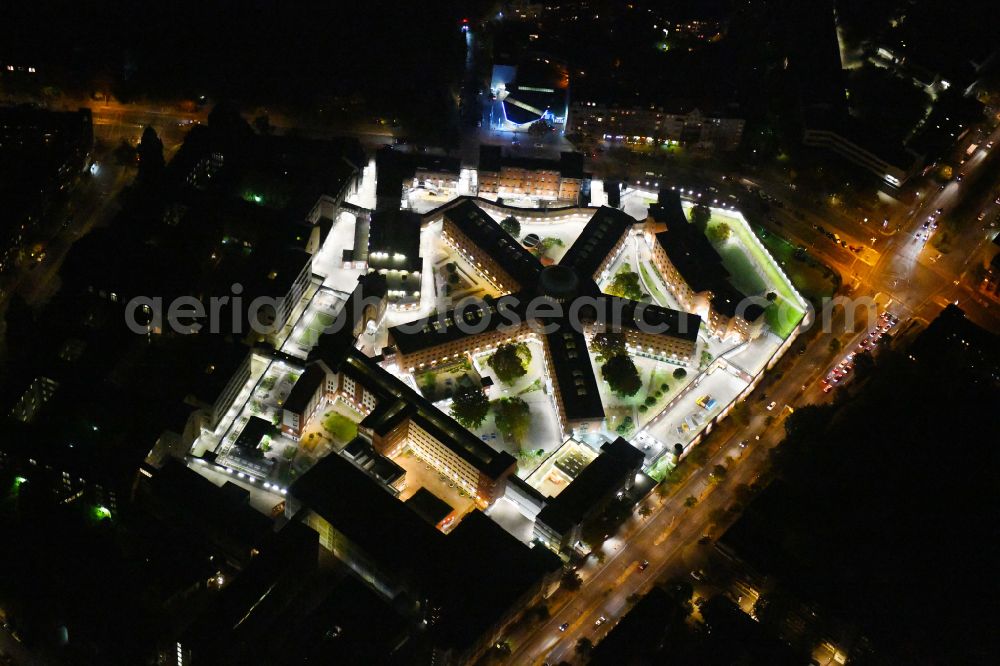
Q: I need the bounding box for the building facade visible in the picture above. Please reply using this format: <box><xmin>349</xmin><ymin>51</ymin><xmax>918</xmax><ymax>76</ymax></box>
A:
<box><xmin>572</xmin><ymin>102</ymin><xmax>745</xmax><ymax>151</ymax></box>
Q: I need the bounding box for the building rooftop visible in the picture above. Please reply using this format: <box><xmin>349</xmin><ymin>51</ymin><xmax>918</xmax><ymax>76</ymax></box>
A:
<box><xmin>387</xmin><ymin>296</ymin><xmax>524</xmax><ymax>356</ymax></box>
<box><xmin>234</xmin><ymin>415</ymin><xmax>274</xmax><ymax>451</ymax></box>
<box><xmin>405</xmin><ymin>487</ymin><xmax>455</xmax><ymax>526</ymax></box>
<box><xmin>319</xmin><ymin>344</ymin><xmax>517</xmax><ymax>481</ymax></box>
<box><xmin>368</xmin><ymin>209</ymin><xmax>423</xmax><ymax>273</ymax></box>
<box><xmin>535</xmin><ymin>437</ymin><xmax>644</xmax><ymax>535</ymax></box>
<box><xmin>283</xmin><ymin>361</ymin><xmax>326</xmax><ymax>415</ymax></box>
<box><xmin>443</xmin><ymin>198</ymin><xmax>542</xmax><ymax>288</ymax></box>
<box><xmin>290</xmin><ymin>452</ymin><xmax>560</xmax><ymax>654</ymax></box>
<box><xmin>543</xmin><ymin>327</ymin><xmax>605</xmax><ymax>422</ymax></box>
<box><xmin>478</xmin><ymin>145</ymin><xmax>585</xmax><ymax>180</ymax></box>
<box><xmin>651</xmin><ymin>191</ymin><xmax>761</xmax><ymax>320</ymax></box>
<box><xmin>558</xmin><ymin>205</ymin><xmax>634</xmax><ymax>278</ymax></box>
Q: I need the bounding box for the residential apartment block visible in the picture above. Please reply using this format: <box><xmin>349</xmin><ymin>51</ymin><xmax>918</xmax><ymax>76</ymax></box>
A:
<box><xmin>571</xmin><ymin>101</ymin><xmax>745</xmax><ymax>151</ymax></box>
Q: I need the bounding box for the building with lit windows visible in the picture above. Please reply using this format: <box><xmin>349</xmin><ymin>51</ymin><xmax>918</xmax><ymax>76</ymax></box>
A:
<box><xmin>286</xmin><ymin>450</ymin><xmax>561</xmax><ymax>666</ymax></box>
<box><xmin>571</xmin><ymin>101</ymin><xmax>745</xmax><ymax>151</ymax></box>
<box><xmin>278</xmin><ymin>326</ymin><xmax>518</xmax><ymax>507</ymax></box>
<box><xmin>386</xmin><ymin>199</ymin><xmax>700</xmax><ymax>438</ymax></box>
<box><xmin>645</xmin><ymin>190</ymin><xmax>765</xmax><ymax>342</ymax></box>
<box><xmin>534</xmin><ymin>437</ymin><xmax>646</xmax><ymax>551</ymax></box>
<box><xmin>475</xmin><ymin>146</ymin><xmax>587</xmax><ymax>204</ymax></box>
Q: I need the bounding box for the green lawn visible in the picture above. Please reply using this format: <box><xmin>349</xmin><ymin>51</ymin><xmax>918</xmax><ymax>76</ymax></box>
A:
<box><xmin>707</xmin><ymin>211</ymin><xmax>806</xmax><ymax>338</ymax></box>
<box><xmin>648</xmin><ymin>455</ymin><xmax>675</xmax><ymax>482</ymax></box>
<box><xmin>639</xmin><ymin>263</ymin><xmax>670</xmax><ymax>305</ymax></box>
<box><xmin>322</xmin><ymin>413</ymin><xmax>358</xmax><ymax>443</ymax></box>
<box><xmin>754</xmin><ymin>226</ymin><xmax>839</xmax><ymax>301</ymax></box>
<box><xmin>708</xmin><ymin>227</ymin><xmax>767</xmax><ymax>296</ymax></box>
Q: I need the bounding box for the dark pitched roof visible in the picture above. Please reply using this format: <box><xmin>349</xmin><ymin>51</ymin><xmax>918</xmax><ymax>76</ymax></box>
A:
<box><xmin>235</xmin><ymin>415</ymin><xmax>274</xmax><ymax>450</ymax></box>
<box><xmin>405</xmin><ymin>487</ymin><xmax>454</xmax><ymax>526</ymax></box>
<box><xmin>543</xmin><ymin>327</ymin><xmax>605</xmax><ymax>422</ymax></box>
<box><xmin>477</xmin><ymin>145</ymin><xmax>585</xmax><ymax>179</ymax></box>
<box><xmin>368</xmin><ymin>209</ymin><xmax>423</xmax><ymax>273</ymax></box>
<box><xmin>319</xmin><ymin>347</ymin><xmax>516</xmax><ymax>481</ymax></box>
<box><xmin>283</xmin><ymin>363</ymin><xmax>326</xmax><ymax>414</ymax></box>
<box><xmin>290</xmin><ymin>452</ymin><xmax>559</xmax><ymax>654</ymax></box>
<box><xmin>443</xmin><ymin>199</ymin><xmax>542</xmax><ymax>287</ymax></box>
<box><xmin>387</xmin><ymin>296</ymin><xmax>525</xmax><ymax>356</ymax></box>
<box><xmin>558</xmin><ymin>205</ymin><xmax>633</xmax><ymax>277</ymax></box>
<box><xmin>651</xmin><ymin>191</ymin><xmax>761</xmax><ymax>319</ymax></box>
<box><xmin>536</xmin><ymin>438</ymin><xmax>644</xmax><ymax>535</ymax></box>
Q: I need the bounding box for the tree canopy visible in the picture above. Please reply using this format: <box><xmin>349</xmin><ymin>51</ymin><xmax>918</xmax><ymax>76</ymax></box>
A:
<box><xmin>450</xmin><ymin>387</ymin><xmax>489</xmax><ymax>429</ymax></box>
<box><xmin>492</xmin><ymin>397</ymin><xmax>531</xmax><ymax>444</ymax></box>
<box><xmin>602</xmin><ymin>354</ymin><xmax>642</xmax><ymax>397</ymax></box>
<box><xmin>605</xmin><ymin>264</ymin><xmax>647</xmax><ymax>301</ymax></box>
<box><xmin>690</xmin><ymin>204</ymin><xmax>712</xmax><ymax>230</ymax></box>
<box><xmin>488</xmin><ymin>343</ymin><xmax>530</xmax><ymax>384</ymax></box>
<box><xmin>136</xmin><ymin>126</ymin><xmax>164</xmax><ymax>183</ymax></box>
<box><xmin>706</xmin><ymin>222</ymin><xmax>731</xmax><ymax>243</ymax></box>
<box><xmin>591</xmin><ymin>331</ymin><xmax>627</xmax><ymax>363</ymax></box>
<box><xmin>500</xmin><ymin>216</ymin><xmax>521</xmax><ymax>239</ymax></box>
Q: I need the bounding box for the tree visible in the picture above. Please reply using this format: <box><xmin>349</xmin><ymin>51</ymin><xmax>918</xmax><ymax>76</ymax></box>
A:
<box><xmin>638</xmin><ymin>504</ymin><xmax>653</xmax><ymax>518</ymax></box>
<box><xmin>673</xmin><ymin>443</ymin><xmax>684</xmax><ymax>457</ymax></box>
<box><xmin>731</xmin><ymin>401</ymin><xmax>750</xmax><ymax>425</ymax></box>
<box><xmin>451</xmin><ymin>387</ymin><xmax>489</xmax><ymax>429</ymax></box>
<box><xmin>766</xmin><ymin>291</ymin><xmax>778</xmax><ymax>302</ymax></box>
<box><xmin>529</xmin><ymin>119</ymin><xmax>551</xmax><ymax>136</ymax></box>
<box><xmin>136</xmin><ymin>126</ymin><xmax>164</xmax><ymax>182</ymax></box>
<box><xmin>690</xmin><ymin>203</ymin><xmax>712</xmax><ymax>230</ymax></box>
<box><xmin>707</xmin><ymin>222</ymin><xmax>731</xmax><ymax>243</ymax></box>
<box><xmin>591</xmin><ymin>331</ymin><xmax>627</xmax><ymax>362</ymax></box>
<box><xmin>699</xmin><ymin>349</ymin><xmax>714</xmax><ymax>370</ymax></box>
<box><xmin>488</xmin><ymin>343</ymin><xmax>528</xmax><ymax>384</ymax></box>
<box><xmin>493</xmin><ymin>397</ymin><xmax>531</xmax><ymax>444</ymax></box>
<box><xmin>500</xmin><ymin>215</ymin><xmax>521</xmax><ymax>239</ymax></box>
<box><xmin>853</xmin><ymin>350</ymin><xmax>876</xmax><ymax>380</ymax></box>
<box><xmin>576</xmin><ymin>638</ymin><xmax>594</xmax><ymax>657</ymax></box>
<box><xmin>710</xmin><ymin>464</ymin><xmax>728</xmax><ymax>481</ymax></box>
<box><xmin>684</xmin><ymin>496</ymin><xmax>698</xmax><ymax>508</ymax></box>
<box><xmin>561</xmin><ymin>570</ymin><xmax>583</xmax><ymax>591</ymax></box>
<box><xmin>673</xmin><ymin>367</ymin><xmax>687</xmax><ymax>380</ymax></box>
<box><xmin>602</xmin><ymin>355</ymin><xmax>642</xmax><ymax>397</ymax></box>
<box><xmin>828</xmin><ymin>337</ymin><xmax>842</xmax><ymax>353</ymax></box>
<box><xmin>687</xmin><ymin>445</ymin><xmax>709</xmax><ymax>466</ymax></box>
<box><xmin>606</xmin><ymin>267</ymin><xmax>646</xmax><ymax>301</ymax></box>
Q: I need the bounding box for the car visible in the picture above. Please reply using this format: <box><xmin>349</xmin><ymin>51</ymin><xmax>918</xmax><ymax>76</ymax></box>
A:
<box><xmin>956</xmin><ymin>172</ymin><xmax>964</xmax><ymax>181</ymax></box>
<box><xmin>766</xmin><ymin>401</ymin><xmax>777</xmax><ymax>411</ymax></box>
<box><xmin>739</xmin><ymin>439</ymin><xmax>748</xmax><ymax>448</ymax></box>
<box><xmin>559</xmin><ymin>622</ymin><xmax>569</xmax><ymax>632</ymax></box>
<box><xmin>979</xmin><ymin>211</ymin><xmax>988</xmax><ymax>221</ymax></box>
<box><xmin>690</xmin><ymin>569</ymin><xmax>705</xmax><ymax>581</ymax></box>
<box><xmin>639</xmin><ymin>560</ymin><xmax>649</xmax><ymax>571</ymax></box>
<box><xmin>595</xmin><ymin>616</ymin><xmax>607</xmax><ymax>627</ymax></box>
<box><xmin>823</xmin><ymin>384</ymin><xmax>834</xmax><ymax>393</ymax></box>
<box><xmin>936</xmin><ymin>208</ymin><xmax>944</xmax><ymax>216</ymax></box>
